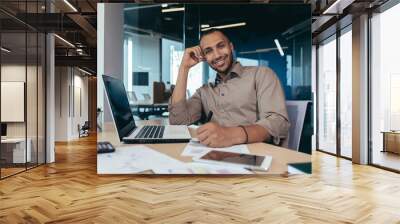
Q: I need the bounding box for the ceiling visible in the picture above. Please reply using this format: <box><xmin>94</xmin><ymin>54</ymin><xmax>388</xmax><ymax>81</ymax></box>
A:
<box><xmin>0</xmin><ymin>0</ymin><xmax>394</xmax><ymax>74</ymax></box>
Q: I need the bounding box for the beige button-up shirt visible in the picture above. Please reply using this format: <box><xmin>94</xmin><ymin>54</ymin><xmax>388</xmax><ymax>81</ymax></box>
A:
<box><xmin>168</xmin><ymin>61</ymin><xmax>289</xmax><ymax>145</ymax></box>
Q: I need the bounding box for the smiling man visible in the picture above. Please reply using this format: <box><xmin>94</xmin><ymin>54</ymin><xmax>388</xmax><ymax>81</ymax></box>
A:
<box><xmin>169</xmin><ymin>29</ymin><xmax>289</xmax><ymax>148</ymax></box>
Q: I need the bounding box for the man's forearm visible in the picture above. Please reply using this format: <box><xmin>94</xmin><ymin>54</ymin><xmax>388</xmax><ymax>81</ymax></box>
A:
<box><xmin>229</xmin><ymin>125</ymin><xmax>271</xmax><ymax>145</ymax></box>
<box><xmin>171</xmin><ymin>66</ymin><xmax>189</xmax><ymax>104</ymax></box>
<box><xmin>245</xmin><ymin>125</ymin><xmax>271</xmax><ymax>143</ymax></box>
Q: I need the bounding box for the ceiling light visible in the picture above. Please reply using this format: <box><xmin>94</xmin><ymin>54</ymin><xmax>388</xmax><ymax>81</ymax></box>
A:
<box><xmin>162</xmin><ymin>7</ymin><xmax>185</xmax><ymax>13</ymax></box>
<box><xmin>239</xmin><ymin>46</ymin><xmax>288</xmax><ymax>55</ymax></box>
<box><xmin>201</xmin><ymin>22</ymin><xmax>246</xmax><ymax>31</ymax></box>
<box><xmin>322</xmin><ymin>0</ymin><xmax>344</xmax><ymax>15</ymax></box>
<box><xmin>201</xmin><ymin>24</ymin><xmax>210</xmax><ymax>28</ymax></box>
<box><xmin>274</xmin><ymin>39</ymin><xmax>285</xmax><ymax>56</ymax></box>
<box><xmin>161</xmin><ymin>4</ymin><xmax>168</xmax><ymax>8</ymax></box>
<box><xmin>78</xmin><ymin>67</ymin><xmax>92</xmax><ymax>76</ymax></box>
<box><xmin>1</xmin><ymin>47</ymin><xmax>11</xmax><ymax>53</ymax></box>
<box><xmin>63</xmin><ymin>0</ymin><xmax>78</xmax><ymax>12</ymax></box>
<box><xmin>54</xmin><ymin>34</ymin><xmax>75</xmax><ymax>48</ymax></box>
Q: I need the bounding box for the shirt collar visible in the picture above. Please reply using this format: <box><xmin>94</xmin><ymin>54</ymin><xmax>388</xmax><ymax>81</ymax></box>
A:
<box><xmin>214</xmin><ymin>61</ymin><xmax>244</xmax><ymax>86</ymax></box>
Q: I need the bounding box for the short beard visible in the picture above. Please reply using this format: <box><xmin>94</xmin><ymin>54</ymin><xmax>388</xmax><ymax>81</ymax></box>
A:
<box><xmin>211</xmin><ymin>54</ymin><xmax>233</xmax><ymax>75</ymax></box>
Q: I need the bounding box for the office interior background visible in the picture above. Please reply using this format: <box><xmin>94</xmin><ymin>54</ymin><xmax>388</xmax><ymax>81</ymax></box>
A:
<box><xmin>0</xmin><ymin>0</ymin><xmax>400</xmax><ymax>222</ymax></box>
<box><xmin>0</xmin><ymin>0</ymin><xmax>97</xmax><ymax>179</ymax></box>
<box><xmin>0</xmin><ymin>0</ymin><xmax>399</xmax><ymax>176</ymax></box>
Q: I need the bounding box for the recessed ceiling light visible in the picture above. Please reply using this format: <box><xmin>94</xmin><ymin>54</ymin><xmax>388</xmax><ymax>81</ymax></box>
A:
<box><xmin>54</xmin><ymin>34</ymin><xmax>75</xmax><ymax>48</ymax></box>
<box><xmin>1</xmin><ymin>47</ymin><xmax>11</xmax><ymax>53</ymax></box>
<box><xmin>201</xmin><ymin>22</ymin><xmax>246</xmax><ymax>31</ymax></box>
<box><xmin>78</xmin><ymin>67</ymin><xmax>92</xmax><ymax>76</ymax></box>
<box><xmin>63</xmin><ymin>0</ymin><xmax>78</xmax><ymax>12</ymax></box>
<box><xmin>274</xmin><ymin>39</ymin><xmax>285</xmax><ymax>57</ymax></box>
<box><xmin>161</xmin><ymin>4</ymin><xmax>168</xmax><ymax>8</ymax></box>
<box><xmin>162</xmin><ymin>7</ymin><xmax>184</xmax><ymax>13</ymax></box>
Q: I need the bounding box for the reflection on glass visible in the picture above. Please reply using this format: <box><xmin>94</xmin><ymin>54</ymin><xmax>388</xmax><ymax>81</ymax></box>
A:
<box><xmin>123</xmin><ymin>4</ymin><xmax>184</xmax><ymax>103</ymax></box>
<box><xmin>1</xmin><ymin>32</ymin><xmax>28</xmax><ymax>177</ymax></box>
<box><xmin>318</xmin><ymin>37</ymin><xmax>337</xmax><ymax>154</ymax></box>
<box><xmin>0</xmin><ymin>1</ymin><xmax>46</xmax><ymax>178</ymax></box>
<box><xmin>340</xmin><ymin>29</ymin><xmax>352</xmax><ymax>158</ymax></box>
<box><xmin>371</xmin><ymin>4</ymin><xmax>400</xmax><ymax>171</ymax></box>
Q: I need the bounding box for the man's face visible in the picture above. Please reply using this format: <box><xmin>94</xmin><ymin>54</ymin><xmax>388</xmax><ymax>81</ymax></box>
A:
<box><xmin>200</xmin><ymin>31</ymin><xmax>234</xmax><ymax>74</ymax></box>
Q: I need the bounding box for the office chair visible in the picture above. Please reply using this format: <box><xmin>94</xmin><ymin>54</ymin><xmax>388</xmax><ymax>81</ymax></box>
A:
<box><xmin>127</xmin><ymin>91</ymin><xmax>138</xmax><ymax>102</ymax></box>
<box><xmin>285</xmin><ymin>100</ymin><xmax>310</xmax><ymax>151</ymax></box>
<box><xmin>142</xmin><ymin>93</ymin><xmax>151</xmax><ymax>101</ymax></box>
<box><xmin>79</xmin><ymin>121</ymin><xmax>90</xmax><ymax>138</ymax></box>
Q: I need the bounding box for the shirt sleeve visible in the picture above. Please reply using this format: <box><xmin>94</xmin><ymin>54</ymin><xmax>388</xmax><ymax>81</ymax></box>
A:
<box><xmin>254</xmin><ymin>67</ymin><xmax>290</xmax><ymax>145</ymax></box>
<box><xmin>168</xmin><ymin>88</ymin><xmax>203</xmax><ymax>125</ymax></box>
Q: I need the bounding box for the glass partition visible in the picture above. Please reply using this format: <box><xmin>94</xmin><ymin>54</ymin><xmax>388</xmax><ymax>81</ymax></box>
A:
<box><xmin>317</xmin><ymin>35</ymin><xmax>337</xmax><ymax>155</ymax></box>
<box><xmin>339</xmin><ymin>27</ymin><xmax>352</xmax><ymax>158</ymax></box>
<box><xmin>370</xmin><ymin>3</ymin><xmax>400</xmax><ymax>171</ymax></box>
<box><xmin>0</xmin><ymin>1</ymin><xmax>46</xmax><ymax>179</ymax></box>
<box><xmin>1</xmin><ymin>31</ymin><xmax>28</xmax><ymax>177</ymax></box>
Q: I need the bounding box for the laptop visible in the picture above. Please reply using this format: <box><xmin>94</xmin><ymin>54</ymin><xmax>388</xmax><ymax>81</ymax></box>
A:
<box><xmin>102</xmin><ymin>75</ymin><xmax>191</xmax><ymax>144</ymax></box>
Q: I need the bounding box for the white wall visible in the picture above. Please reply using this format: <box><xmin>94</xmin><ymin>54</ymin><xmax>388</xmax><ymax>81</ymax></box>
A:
<box><xmin>1</xmin><ymin>63</ymin><xmax>46</xmax><ymax>164</ymax></box>
<box><xmin>97</xmin><ymin>3</ymin><xmax>124</xmax><ymax>125</ymax></box>
<box><xmin>1</xmin><ymin>65</ymin><xmax>37</xmax><ymax>137</ymax></box>
<box><xmin>46</xmin><ymin>31</ymin><xmax>55</xmax><ymax>163</ymax></box>
<box><xmin>54</xmin><ymin>67</ymin><xmax>89</xmax><ymax>141</ymax></box>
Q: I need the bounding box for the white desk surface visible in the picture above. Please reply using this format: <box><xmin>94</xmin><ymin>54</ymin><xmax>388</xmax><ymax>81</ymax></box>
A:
<box><xmin>1</xmin><ymin>138</ymin><xmax>27</xmax><ymax>143</ymax></box>
<box><xmin>97</xmin><ymin>122</ymin><xmax>311</xmax><ymax>175</ymax></box>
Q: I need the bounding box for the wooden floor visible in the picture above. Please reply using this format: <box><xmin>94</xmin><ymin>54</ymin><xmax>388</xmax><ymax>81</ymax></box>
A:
<box><xmin>372</xmin><ymin>150</ymin><xmax>400</xmax><ymax>171</ymax></box>
<box><xmin>1</xmin><ymin>135</ymin><xmax>400</xmax><ymax>223</ymax></box>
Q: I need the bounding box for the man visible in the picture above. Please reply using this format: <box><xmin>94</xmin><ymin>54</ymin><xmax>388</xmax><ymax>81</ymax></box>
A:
<box><xmin>169</xmin><ymin>29</ymin><xmax>289</xmax><ymax>148</ymax></box>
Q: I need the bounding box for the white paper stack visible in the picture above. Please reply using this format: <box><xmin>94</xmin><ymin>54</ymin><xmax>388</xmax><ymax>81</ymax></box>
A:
<box><xmin>97</xmin><ymin>145</ymin><xmax>186</xmax><ymax>174</ymax></box>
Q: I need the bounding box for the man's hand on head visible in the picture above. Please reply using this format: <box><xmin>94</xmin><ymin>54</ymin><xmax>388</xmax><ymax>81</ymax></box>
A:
<box><xmin>181</xmin><ymin>46</ymin><xmax>205</xmax><ymax>70</ymax></box>
<box><xmin>196</xmin><ymin>122</ymin><xmax>245</xmax><ymax>148</ymax></box>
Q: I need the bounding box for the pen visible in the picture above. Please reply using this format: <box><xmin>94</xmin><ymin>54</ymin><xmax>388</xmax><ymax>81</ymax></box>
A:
<box><xmin>244</xmin><ymin>167</ymin><xmax>269</xmax><ymax>172</ymax></box>
<box><xmin>206</xmin><ymin>111</ymin><xmax>213</xmax><ymax>122</ymax></box>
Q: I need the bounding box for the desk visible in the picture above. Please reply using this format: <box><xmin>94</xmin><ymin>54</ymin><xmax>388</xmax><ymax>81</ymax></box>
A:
<box><xmin>98</xmin><ymin>122</ymin><xmax>311</xmax><ymax>175</ymax></box>
<box><xmin>1</xmin><ymin>138</ymin><xmax>31</xmax><ymax>164</ymax></box>
<box><xmin>130</xmin><ymin>101</ymin><xmax>168</xmax><ymax>120</ymax></box>
<box><xmin>382</xmin><ymin>131</ymin><xmax>400</xmax><ymax>154</ymax></box>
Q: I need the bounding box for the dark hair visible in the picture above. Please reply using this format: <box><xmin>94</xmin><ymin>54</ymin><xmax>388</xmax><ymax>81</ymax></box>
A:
<box><xmin>200</xmin><ymin>28</ymin><xmax>231</xmax><ymax>42</ymax></box>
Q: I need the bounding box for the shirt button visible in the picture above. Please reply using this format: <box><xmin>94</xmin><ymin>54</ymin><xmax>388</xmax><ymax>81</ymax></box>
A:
<box><xmin>221</xmin><ymin>93</ymin><xmax>224</xmax><ymax>96</ymax></box>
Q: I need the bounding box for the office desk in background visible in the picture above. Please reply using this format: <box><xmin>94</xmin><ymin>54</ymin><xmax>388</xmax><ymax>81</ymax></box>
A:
<box><xmin>129</xmin><ymin>100</ymin><xmax>169</xmax><ymax>120</ymax></box>
<box><xmin>97</xmin><ymin>121</ymin><xmax>311</xmax><ymax>175</ymax></box>
<box><xmin>381</xmin><ymin>131</ymin><xmax>400</xmax><ymax>154</ymax></box>
<box><xmin>1</xmin><ymin>138</ymin><xmax>32</xmax><ymax>165</ymax></box>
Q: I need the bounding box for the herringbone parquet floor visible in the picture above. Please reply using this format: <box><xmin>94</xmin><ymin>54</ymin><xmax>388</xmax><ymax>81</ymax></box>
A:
<box><xmin>1</xmin><ymin>135</ymin><xmax>400</xmax><ymax>223</ymax></box>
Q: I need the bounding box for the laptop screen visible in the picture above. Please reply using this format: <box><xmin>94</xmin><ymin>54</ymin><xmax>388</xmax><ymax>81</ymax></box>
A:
<box><xmin>102</xmin><ymin>75</ymin><xmax>136</xmax><ymax>141</ymax></box>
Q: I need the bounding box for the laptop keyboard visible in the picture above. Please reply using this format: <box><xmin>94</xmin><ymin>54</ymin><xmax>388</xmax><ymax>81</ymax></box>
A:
<box><xmin>135</xmin><ymin>125</ymin><xmax>165</xmax><ymax>139</ymax></box>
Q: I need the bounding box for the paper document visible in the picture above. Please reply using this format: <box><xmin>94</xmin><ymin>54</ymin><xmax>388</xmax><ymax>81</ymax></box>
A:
<box><xmin>181</xmin><ymin>141</ymin><xmax>250</xmax><ymax>157</ymax></box>
<box><xmin>97</xmin><ymin>145</ymin><xmax>185</xmax><ymax>174</ymax></box>
<box><xmin>153</xmin><ymin>162</ymin><xmax>253</xmax><ymax>174</ymax></box>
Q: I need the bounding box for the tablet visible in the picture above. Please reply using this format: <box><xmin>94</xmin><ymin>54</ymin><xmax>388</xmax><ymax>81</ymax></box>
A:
<box><xmin>193</xmin><ymin>150</ymin><xmax>272</xmax><ymax>171</ymax></box>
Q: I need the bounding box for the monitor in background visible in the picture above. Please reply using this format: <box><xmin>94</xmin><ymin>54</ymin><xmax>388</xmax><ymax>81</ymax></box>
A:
<box><xmin>1</xmin><ymin>123</ymin><xmax>7</xmax><ymax>138</ymax></box>
<box><xmin>133</xmin><ymin>72</ymin><xmax>149</xmax><ymax>86</ymax></box>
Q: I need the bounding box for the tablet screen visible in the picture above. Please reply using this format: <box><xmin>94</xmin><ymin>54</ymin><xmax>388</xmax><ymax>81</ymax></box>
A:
<box><xmin>200</xmin><ymin>151</ymin><xmax>265</xmax><ymax>166</ymax></box>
